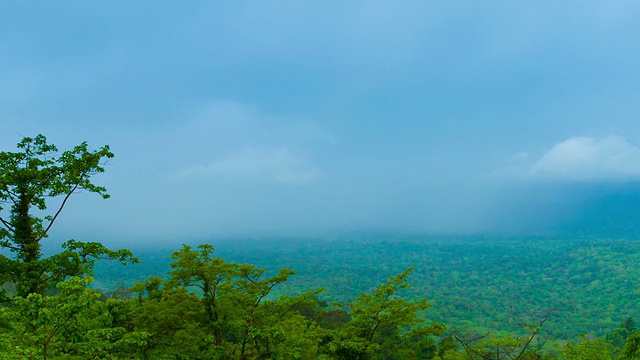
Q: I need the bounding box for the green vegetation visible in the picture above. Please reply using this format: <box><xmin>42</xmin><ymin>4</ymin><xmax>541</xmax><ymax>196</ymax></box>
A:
<box><xmin>0</xmin><ymin>134</ymin><xmax>136</xmax><ymax>299</ymax></box>
<box><xmin>3</xmin><ymin>135</ymin><xmax>640</xmax><ymax>359</ymax></box>
<box><xmin>1</xmin><ymin>246</ymin><xmax>445</xmax><ymax>359</ymax></box>
<box><xmin>96</xmin><ymin>236</ymin><xmax>640</xmax><ymax>346</ymax></box>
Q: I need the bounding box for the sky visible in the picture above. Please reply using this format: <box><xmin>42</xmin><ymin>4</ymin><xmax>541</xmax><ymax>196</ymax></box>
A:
<box><xmin>2</xmin><ymin>1</ymin><xmax>640</xmax><ymax>245</ymax></box>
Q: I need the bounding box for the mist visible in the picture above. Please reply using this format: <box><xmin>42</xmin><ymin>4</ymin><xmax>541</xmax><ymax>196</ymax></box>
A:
<box><xmin>3</xmin><ymin>1</ymin><xmax>640</xmax><ymax>247</ymax></box>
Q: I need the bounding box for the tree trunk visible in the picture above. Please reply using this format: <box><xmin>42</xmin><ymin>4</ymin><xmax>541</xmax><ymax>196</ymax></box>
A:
<box><xmin>14</xmin><ymin>190</ymin><xmax>42</xmax><ymax>297</ymax></box>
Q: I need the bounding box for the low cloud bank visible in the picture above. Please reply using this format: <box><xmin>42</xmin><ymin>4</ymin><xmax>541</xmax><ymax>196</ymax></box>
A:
<box><xmin>528</xmin><ymin>135</ymin><xmax>640</xmax><ymax>182</ymax></box>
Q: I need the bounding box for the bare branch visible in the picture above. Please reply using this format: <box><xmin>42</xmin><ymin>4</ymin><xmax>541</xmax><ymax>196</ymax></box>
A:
<box><xmin>37</xmin><ymin>182</ymin><xmax>80</xmax><ymax>241</ymax></box>
<box><xmin>455</xmin><ymin>334</ymin><xmax>492</xmax><ymax>360</ymax></box>
<box><xmin>514</xmin><ymin>309</ymin><xmax>555</xmax><ymax>359</ymax></box>
<box><xmin>0</xmin><ymin>242</ymin><xmax>20</xmax><ymax>252</ymax></box>
<box><xmin>0</xmin><ymin>217</ymin><xmax>14</xmax><ymax>232</ymax></box>
<box><xmin>5</xmin><ymin>190</ymin><xmax>17</xmax><ymax>204</ymax></box>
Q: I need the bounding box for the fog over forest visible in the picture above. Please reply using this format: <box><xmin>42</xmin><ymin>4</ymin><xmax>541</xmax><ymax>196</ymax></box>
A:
<box><xmin>2</xmin><ymin>2</ymin><xmax>640</xmax><ymax>245</ymax></box>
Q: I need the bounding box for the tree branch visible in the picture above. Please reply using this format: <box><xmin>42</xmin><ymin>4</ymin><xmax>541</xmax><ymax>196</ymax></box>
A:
<box><xmin>514</xmin><ymin>309</ymin><xmax>554</xmax><ymax>359</ymax></box>
<box><xmin>37</xmin><ymin>182</ymin><xmax>80</xmax><ymax>241</ymax></box>
<box><xmin>0</xmin><ymin>241</ymin><xmax>20</xmax><ymax>252</ymax></box>
<box><xmin>273</xmin><ymin>293</ymin><xmax>318</xmax><ymax>324</ymax></box>
<box><xmin>41</xmin><ymin>268</ymin><xmax>69</xmax><ymax>283</ymax></box>
<box><xmin>0</xmin><ymin>217</ymin><xmax>14</xmax><ymax>232</ymax></box>
<box><xmin>455</xmin><ymin>334</ymin><xmax>492</xmax><ymax>360</ymax></box>
<box><xmin>43</xmin><ymin>307</ymin><xmax>81</xmax><ymax>358</ymax></box>
<box><xmin>5</xmin><ymin>190</ymin><xmax>17</xmax><ymax>204</ymax></box>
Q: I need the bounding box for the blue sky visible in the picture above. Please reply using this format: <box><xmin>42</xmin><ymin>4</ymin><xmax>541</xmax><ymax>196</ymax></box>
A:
<box><xmin>2</xmin><ymin>1</ymin><xmax>640</xmax><ymax>244</ymax></box>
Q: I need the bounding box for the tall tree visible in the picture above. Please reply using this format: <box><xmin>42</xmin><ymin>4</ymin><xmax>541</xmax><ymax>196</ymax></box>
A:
<box><xmin>165</xmin><ymin>244</ymin><xmax>325</xmax><ymax>359</ymax></box>
<box><xmin>328</xmin><ymin>267</ymin><xmax>446</xmax><ymax>359</ymax></box>
<box><xmin>0</xmin><ymin>134</ymin><xmax>135</xmax><ymax>298</ymax></box>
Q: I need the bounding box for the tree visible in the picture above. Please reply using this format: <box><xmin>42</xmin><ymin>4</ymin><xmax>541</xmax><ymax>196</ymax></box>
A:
<box><xmin>563</xmin><ymin>335</ymin><xmax>613</xmax><ymax>360</ymax></box>
<box><xmin>164</xmin><ymin>244</ymin><xmax>326</xmax><ymax>359</ymax></box>
<box><xmin>605</xmin><ymin>317</ymin><xmax>637</xmax><ymax>356</ymax></box>
<box><xmin>453</xmin><ymin>309</ymin><xmax>555</xmax><ymax>360</ymax></box>
<box><xmin>327</xmin><ymin>267</ymin><xmax>446</xmax><ymax>360</ymax></box>
<box><xmin>0</xmin><ymin>134</ymin><xmax>136</xmax><ymax>298</ymax></box>
<box><xmin>619</xmin><ymin>330</ymin><xmax>640</xmax><ymax>360</ymax></box>
<box><xmin>0</xmin><ymin>277</ymin><xmax>127</xmax><ymax>359</ymax></box>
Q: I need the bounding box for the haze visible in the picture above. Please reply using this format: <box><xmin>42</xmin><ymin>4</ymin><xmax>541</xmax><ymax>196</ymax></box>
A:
<box><xmin>2</xmin><ymin>1</ymin><xmax>640</xmax><ymax>246</ymax></box>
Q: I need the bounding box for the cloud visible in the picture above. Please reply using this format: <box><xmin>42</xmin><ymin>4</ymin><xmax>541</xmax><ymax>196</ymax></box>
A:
<box><xmin>180</xmin><ymin>147</ymin><xmax>321</xmax><ymax>185</ymax></box>
<box><xmin>171</xmin><ymin>100</ymin><xmax>330</xmax><ymax>186</ymax></box>
<box><xmin>529</xmin><ymin>135</ymin><xmax>640</xmax><ymax>181</ymax></box>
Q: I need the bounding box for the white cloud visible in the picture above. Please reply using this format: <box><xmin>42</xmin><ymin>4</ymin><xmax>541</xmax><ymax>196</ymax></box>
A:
<box><xmin>180</xmin><ymin>147</ymin><xmax>321</xmax><ymax>185</ymax></box>
<box><xmin>529</xmin><ymin>135</ymin><xmax>640</xmax><ymax>181</ymax></box>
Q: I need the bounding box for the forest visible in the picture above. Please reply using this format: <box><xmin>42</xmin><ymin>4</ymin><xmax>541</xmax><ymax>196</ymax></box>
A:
<box><xmin>3</xmin><ymin>136</ymin><xmax>640</xmax><ymax>359</ymax></box>
<box><xmin>91</xmin><ymin>236</ymin><xmax>640</xmax><ymax>359</ymax></box>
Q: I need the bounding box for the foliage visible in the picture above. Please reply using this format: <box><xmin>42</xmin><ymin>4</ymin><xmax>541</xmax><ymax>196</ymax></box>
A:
<box><xmin>605</xmin><ymin>318</ymin><xmax>637</xmax><ymax>358</ymax></box>
<box><xmin>453</xmin><ymin>309</ymin><xmax>554</xmax><ymax>360</ymax></box>
<box><xmin>165</xmin><ymin>244</ymin><xmax>328</xmax><ymax>359</ymax></box>
<box><xmin>562</xmin><ymin>335</ymin><xmax>613</xmax><ymax>360</ymax></box>
<box><xmin>0</xmin><ymin>277</ymin><xmax>126</xmax><ymax>359</ymax></box>
<box><xmin>83</xmin><ymin>244</ymin><xmax>333</xmax><ymax>359</ymax></box>
<box><xmin>0</xmin><ymin>244</ymin><xmax>451</xmax><ymax>359</ymax></box>
<box><xmin>0</xmin><ymin>134</ymin><xmax>136</xmax><ymax>298</ymax></box>
<box><xmin>619</xmin><ymin>331</ymin><xmax>640</xmax><ymax>360</ymax></box>
<box><xmin>326</xmin><ymin>267</ymin><xmax>445</xmax><ymax>359</ymax></box>
<box><xmin>6</xmin><ymin>236</ymin><xmax>640</xmax><ymax>359</ymax></box>
<box><xmin>95</xmin><ymin>236</ymin><xmax>640</xmax><ymax>347</ymax></box>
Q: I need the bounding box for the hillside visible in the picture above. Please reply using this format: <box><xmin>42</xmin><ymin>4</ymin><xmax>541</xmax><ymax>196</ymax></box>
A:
<box><xmin>94</xmin><ymin>235</ymin><xmax>640</xmax><ymax>343</ymax></box>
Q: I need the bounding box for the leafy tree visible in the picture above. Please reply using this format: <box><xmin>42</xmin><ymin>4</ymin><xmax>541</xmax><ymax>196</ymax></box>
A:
<box><xmin>605</xmin><ymin>317</ymin><xmax>637</xmax><ymax>357</ymax></box>
<box><xmin>454</xmin><ymin>309</ymin><xmax>554</xmax><ymax>360</ymax></box>
<box><xmin>164</xmin><ymin>244</ymin><xmax>326</xmax><ymax>359</ymax></box>
<box><xmin>123</xmin><ymin>284</ymin><xmax>207</xmax><ymax>359</ymax></box>
<box><xmin>619</xmin><ymin>330</ymin><xmax>640</xmax><ymax>360</ymax></box>
<box><xmin>317</xmin><ymin>308</ymin><xmax>351</xmax><ymax>330</ymax></box>
<box><xmin>0</xmin><ymin>134</ymin><xmax>136</xmax><ymax>298</ymax></box>
<box><xmin>437</xmin><ymin>335</ymin><xmax>459</xmax><ymax>358</ymax></box>
<box><xmin>0</xmin><ymin>277</ymin><xmax>128</xmax><ymax>359</ymax></box>
<box><xmin>327</xmin><ymin>267</ymin><xmax>446</xmax><ymax>359</ymax></box>
<box><xmin>562</xmin><ymin>335</ymin><xmax>613</xmax><ymax>360</ymax></box>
